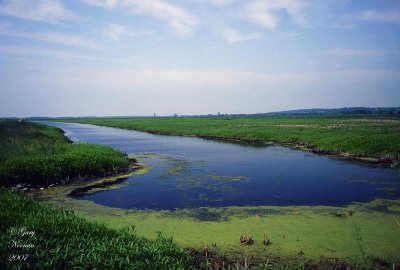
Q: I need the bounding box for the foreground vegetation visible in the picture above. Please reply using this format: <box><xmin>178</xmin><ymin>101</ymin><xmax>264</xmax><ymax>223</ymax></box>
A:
<box><xmin>0</xmin><ymin>188</ymin><xmax>196</xmax><ymax>270</ymax></box>
<box><xmin>0</xmin><ymin>121</ymin><xmax>194</xmax><ymax>269</ymax></box>
<box><xmin>0</xmin><ymin>120</ymin><xmax>129</xmax><ymax>187</ymax></box>
<box><xmin>58</xmin><ymin>116</ymin><xmax>400</xmax><ymax>164</ymax></box>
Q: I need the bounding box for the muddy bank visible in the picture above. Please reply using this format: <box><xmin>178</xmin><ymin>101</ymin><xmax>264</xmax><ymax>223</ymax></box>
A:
<box><xmin>14</xmin><ymin>158</ymin><xmax>142</xmax><ymax>193</ymax></box>
<box><xmin>29</xmin><ymin>158</ymin><xmax>149</xmax><ymax>200</ymax></box>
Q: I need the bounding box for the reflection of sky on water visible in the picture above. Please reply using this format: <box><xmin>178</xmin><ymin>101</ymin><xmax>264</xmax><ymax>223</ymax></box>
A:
<box><xmin>44</xmin><ymin>122</ymin><xmax>400</xmax><ymax>210</ymax></box>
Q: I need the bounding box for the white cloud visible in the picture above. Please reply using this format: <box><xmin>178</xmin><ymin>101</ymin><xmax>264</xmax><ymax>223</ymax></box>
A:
<box><xmin>353</xmin><ymin>10</ymin><xmax>400</xmax><ymax>24</ymax></box>
<box><xmin>103</xmin><ymin>24</ymin><xmax>129</xmax><ymax>41</ymax></box>
<box><xmin>0</xmin><ymin>24</ymin><xmax>98</xmax><ymax>49</ymax></box>
<box><xmin>0</xmin><ymin>45</ymin><xmax>87</xmax><ymax>59</ymax></box>
<box><xmin>84</xmin><ymin>0</ymin><xmax>199</xmax><ymax>37</ymax></box>
<box><xmin>221</xmin><ymin>28</ymin><xmax>261</xmax><ymax>44</ymax></box>
<box><xmin>327</xmin><ymin>49</ymin><xmax>392</xmax><ymax>57</ymax></box>
<box><xmin>204</xmin><ymin>0</ymin><xmax>234</xmax><ymax>7</ymax></box>
<box><xmin>83</xmin><ymin>0</ymin><xmax>118</xmax><ymax>10</ymax></box>
<box><xmin>243</xmin><ymin>0</ymin><xmax>306</xmax><ymax>29</ymax></box>
<box><xmin>122</xmin><ymin>0</ymin><xmax>199</xmax><ymax>37</ymax></box>
<box><xmin>103</xmin><ymin>23</ymin><xmax>153</xmax><ymax>41</ymax></box>
<box><xmin>0</xmin><ymin>0</ymin><xmax>74</xmax><ymax>23</ymax></box>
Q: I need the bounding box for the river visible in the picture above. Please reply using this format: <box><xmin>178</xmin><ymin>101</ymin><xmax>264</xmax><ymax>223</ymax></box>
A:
<box><xmin>44</xmin><ymin>122</ymin><xmax>400</xmax><ymax>210</ymax></box>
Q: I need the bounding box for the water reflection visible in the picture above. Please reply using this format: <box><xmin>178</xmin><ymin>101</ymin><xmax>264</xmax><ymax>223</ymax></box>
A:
<box><xmin>43</xmin><ymin>122</ymin><xmax>400</xmax><ymax>210</ymax></box>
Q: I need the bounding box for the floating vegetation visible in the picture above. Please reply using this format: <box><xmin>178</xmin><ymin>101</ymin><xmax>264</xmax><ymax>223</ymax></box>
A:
<box><xmin>331</xmin><ymin>212</ymin><xmax>347</xmax><ymax>219</ymax></box>
<box><xmin>263</xmin><ymin>234</ymin><xmax>272</xmax><ymax>246</ymax></box>
<box><xmin>132</xmin><ymin>152</ymin><xmax>161</xmax><ymax>159</ymax></box>
<box><xmin>240</xmin><ymin>234</ymin><xmax>254</xmax><ymax>245</ymax></box>
<box><xmin>376</xmin><ymin>186</ymin><xmax>399</xmax><ymax>196</ymax></box>
<box><xmin>209</xmin><ymin>175</ymin><xmax>250</xmax><ymax>182</ymax></box>
<box><xmin>163</xmin><ymin>207</ymin><xmax>226</xmax><ymax>222</ymax></box>
<box><xmin>197</xmin><ymin>193</ymin><xmax>223</xmax><ymax>203</ymax></box>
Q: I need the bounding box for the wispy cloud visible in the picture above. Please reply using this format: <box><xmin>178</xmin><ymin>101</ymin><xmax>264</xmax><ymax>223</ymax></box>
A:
<box><xmin>243</xmin><ymin>0</ymin><xmax>307</xmax><ymax>29</ymax></box>
<box><xmin>103</xmin><ymin>24</ymin><xmax>129</xmax><ymax>41</ymax></box>
<box><xmin>182</xmin><ymin>0</ymin><xmax>234</xmax><ymax>8</ymax></box>
<box><xmin>0</xmin><ymin>0</ymin><xmax>75</xmax><ymax>23</ymax></box>
<box><xmin>83</xmin><ymin>0</ymin><xmax>199</xmax><ymax>37</ymax></box>
<box><xmin>352</xmin><ymin>10</ymin><xmax>400</xmax><ymax>24</ymax></box>
<box><xmin>122</xmin><ymin>0</ymin><xmax>199</xmax><ymax>37</ymax></box>
<box><xmin>0</xmin><ymin>45</ymin><xmax>87</xmax><ymax>59</ymax></box>
<box><xmin>103</xmin><ymin>23</ymin><xmax>153</xmax><ymax>41</ymax></box>
<box><xmin>83</xmin><ymin>0</ymin><xmax>118</xmax><ymax>10</ymax></box>
<box><xmin>203</xmin><ymin>0</ymin><xmax>234</xmax><ymax>7</ymax></box>
<box><xmin>0</xmin><ymin>24</ymin><xmax>98</xmax><ymax>49</ymax></box>
<box><xmin>327</xmin><ymin>49</ymin><xmax>392</xmax><ymax>57</ymax></box>
<box><xmin>221</xmin><ymin>28</ymin><xmax>261</xmax><ymax>44</ymax></box>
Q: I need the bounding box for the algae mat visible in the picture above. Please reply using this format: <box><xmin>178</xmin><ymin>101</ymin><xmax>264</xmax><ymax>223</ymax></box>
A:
<box><xmin>33</xmin><ymin>170</ymin><xmax>400</xmax><ymax>266</ymax></box>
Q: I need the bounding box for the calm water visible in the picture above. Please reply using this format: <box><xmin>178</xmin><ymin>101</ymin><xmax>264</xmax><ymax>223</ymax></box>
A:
<box><xmin>44</xmin><ymin>122</ymin><xmax>400</xmax><ymax>210</ymax></box>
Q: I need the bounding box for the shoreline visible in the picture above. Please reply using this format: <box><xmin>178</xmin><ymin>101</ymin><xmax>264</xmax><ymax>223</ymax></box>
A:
<box><xmin>137</xmin><ymin>130</ymin><xmax>392</xmax><ymax>166</ymax></box>
<box><xmin>28</xmin><ymin>158</ymin><xmax>149</xmax><ymax>199</ymax></box>
<box><xmin>49</xmin><ymin>120</ymin><xmax>399</xmax><ymax>167</ymax></box>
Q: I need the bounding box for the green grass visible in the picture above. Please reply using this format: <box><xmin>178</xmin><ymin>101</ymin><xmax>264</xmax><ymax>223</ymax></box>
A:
<box><xmin>0</xmin><ymin>120</ymin><xmax>129</xmax><ymax>187</ymax></box>
<box><xmin>0</xmin><ymin>189</ymin><xmax>311</xmax><ymax>270</ymax></box>
<box><xmin>0</xmin><ymin>188</ymin><xmax>195</xmax><ymax>270</ymax></box>
<box><xmin>57</xmin><ymin>116</ymin><xmax>400</xmax><ymax>161</ymax></box>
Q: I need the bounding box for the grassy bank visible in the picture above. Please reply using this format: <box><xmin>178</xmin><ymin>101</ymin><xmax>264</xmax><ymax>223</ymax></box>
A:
<box><xmin>57</xmin><ymin>116</ymin><xmax>400</xmax><ymax>163</ymax></box>
<box><xmin>0</xmin><ymin>120</ymin><xmax>129</xmax><ymax>187</ymax></box>
<box><xmin>0</xmin><ymin>188</ymin><xmax>195</xmax><ymax>270</ymax></box>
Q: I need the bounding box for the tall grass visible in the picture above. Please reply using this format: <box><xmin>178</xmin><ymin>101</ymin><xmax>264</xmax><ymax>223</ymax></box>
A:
<box><xmin>0</xmin><ymin>120</ymin><xmax>129</xmax><ymax>187</ymax></box>
<box><xmin>0</xmin><ymin>188</ymin><xmax>195</xmax><ymax>270</ymax></box>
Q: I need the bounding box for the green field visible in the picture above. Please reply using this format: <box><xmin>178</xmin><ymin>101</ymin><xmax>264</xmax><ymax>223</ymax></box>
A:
<box><xmin>58</xmin><ymin>116</ymin><xmax>400</xmax><ymax>164</ymax></box>
<box><xmin>0</xmin><ymin>121</ymin><xmax>130</xmax><ymax>187</ymax></box>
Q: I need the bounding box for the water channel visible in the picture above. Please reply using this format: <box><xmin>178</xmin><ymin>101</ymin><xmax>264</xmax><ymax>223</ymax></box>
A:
<box><xmin>44</xmin><ymin>122</ymin><xmax>400</xmax><ymax>210</ymax></box>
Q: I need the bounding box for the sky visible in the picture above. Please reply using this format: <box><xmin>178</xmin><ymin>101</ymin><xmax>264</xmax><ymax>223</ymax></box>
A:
<box><xmin>0</xmin><ymin>0</ymin><xmax>399</xmax><ymax>117</ymax></box>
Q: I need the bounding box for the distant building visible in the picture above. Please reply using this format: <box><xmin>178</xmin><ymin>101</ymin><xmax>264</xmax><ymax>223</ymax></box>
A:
<box><xmin>18</xmin><ymin>118</ymin><xmax>26</xmax><ymax>123</ymax></box>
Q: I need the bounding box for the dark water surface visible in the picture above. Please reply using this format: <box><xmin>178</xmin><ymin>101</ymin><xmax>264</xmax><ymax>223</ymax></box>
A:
<box><xmin>44</xmin><ymin>122</ymin><xmax>400</xmax><ymax>210</ymax></box>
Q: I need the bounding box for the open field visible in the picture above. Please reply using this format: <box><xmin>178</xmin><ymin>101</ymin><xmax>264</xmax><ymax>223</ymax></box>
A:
<box><xmin>0</xmin><ymin>121</ymin><xmax>130</xmax><ymax>187</ymax></box>
<box><xmin>58</xmin><ymin>116</ymin><xmax>400</xmax><ymax>164</ymax></box>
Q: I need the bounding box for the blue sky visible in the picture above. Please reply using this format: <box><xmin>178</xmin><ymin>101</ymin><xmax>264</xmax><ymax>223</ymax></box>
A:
<box><xmin>0</xmin><ymin>0</ymin><xmax>399</xmax><ymax>117</ymax></box>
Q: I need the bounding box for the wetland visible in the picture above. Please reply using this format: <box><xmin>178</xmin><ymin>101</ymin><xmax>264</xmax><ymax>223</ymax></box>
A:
<box><xmin>2</xmin><ymin>118</ymin><xmax>400</xmax><ymax>269</ymax></box>
<box><xmin>45</xmin><ymin>121</ymin><xmax>400</xmax><ymax>210</ymax></box>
